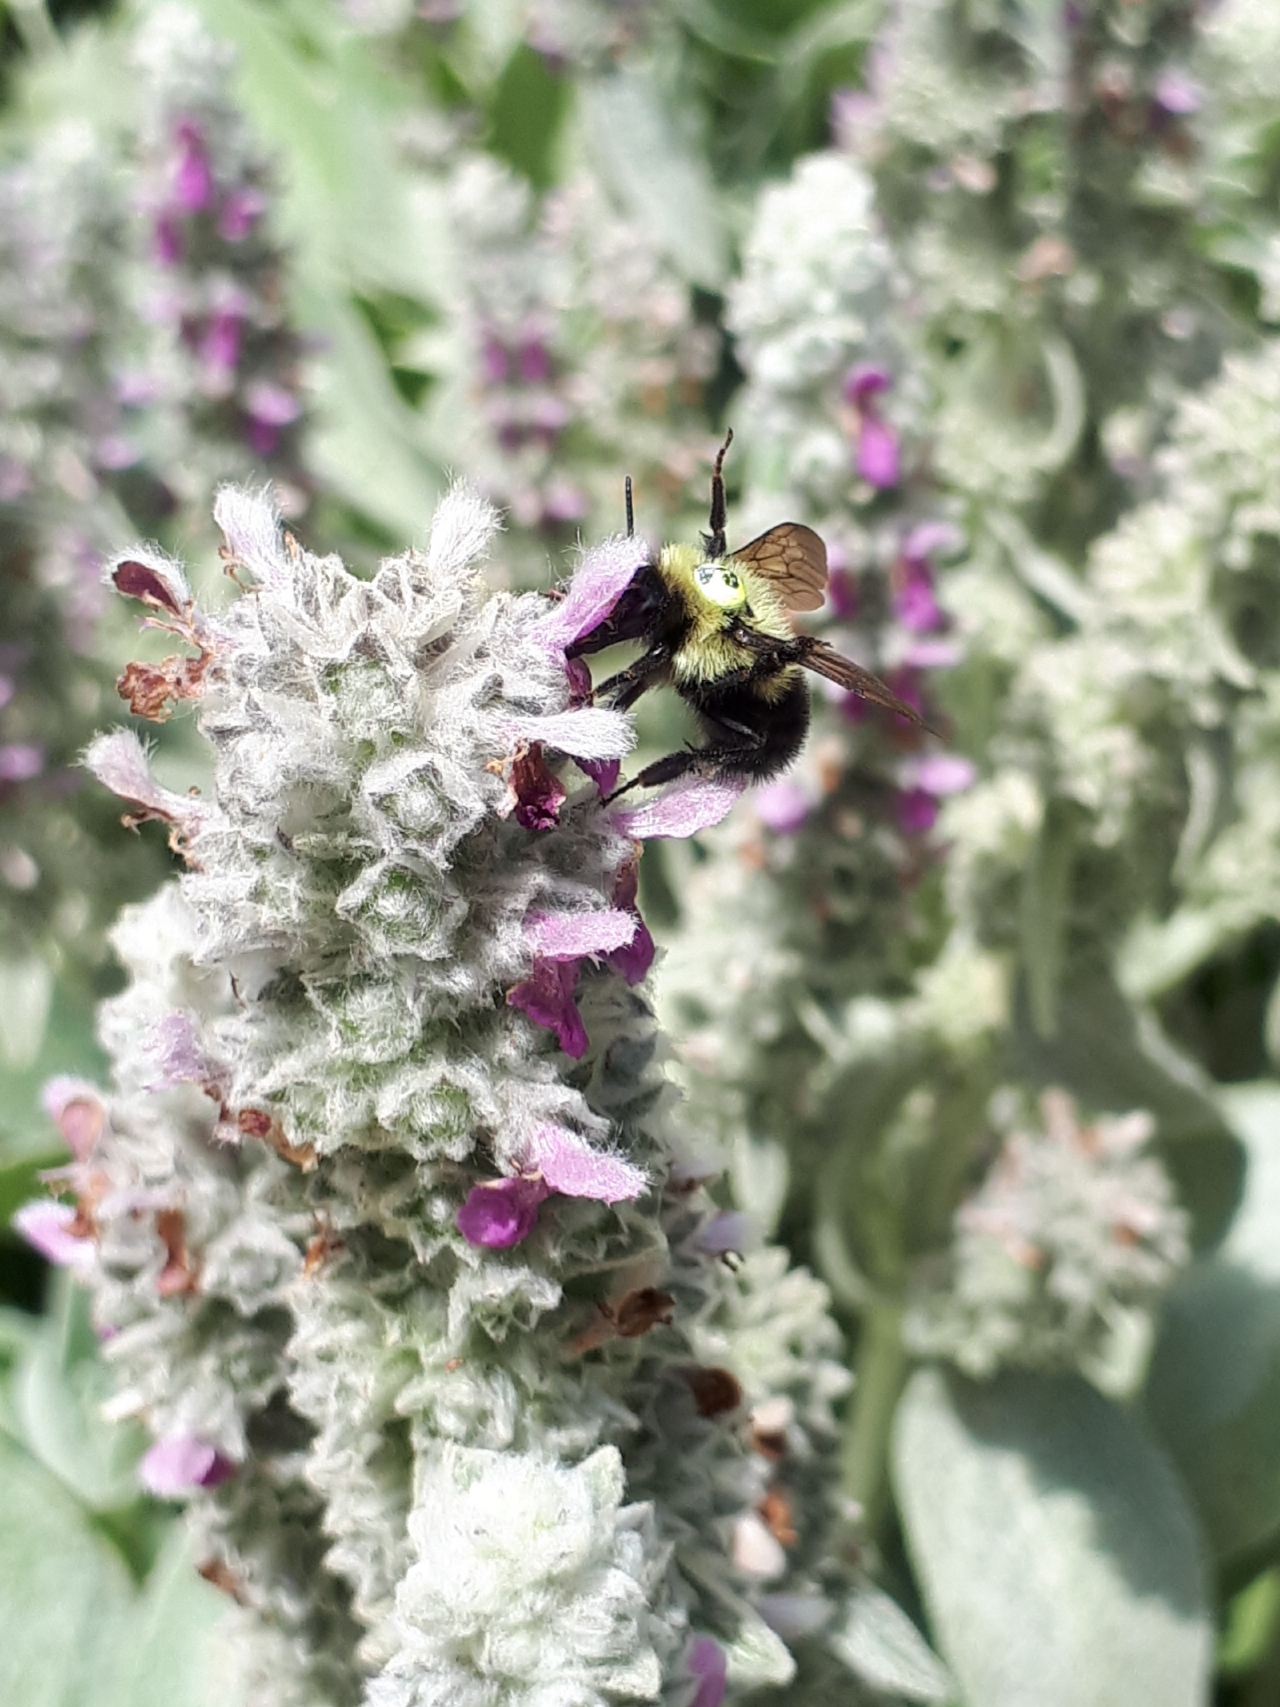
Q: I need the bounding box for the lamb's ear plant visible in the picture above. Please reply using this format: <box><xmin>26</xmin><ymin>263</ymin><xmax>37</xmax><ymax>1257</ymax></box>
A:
<box><xmin>16</xmin><ymin>482</ymin><xmax>870</xmax><ymax>1705</ymax></box>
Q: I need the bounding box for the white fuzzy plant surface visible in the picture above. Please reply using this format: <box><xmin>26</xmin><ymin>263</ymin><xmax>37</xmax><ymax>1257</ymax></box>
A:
<box><xmin>21</xmin><ymin>484</ymin><xmax>852</xmax><ymax>1707</ymax></box>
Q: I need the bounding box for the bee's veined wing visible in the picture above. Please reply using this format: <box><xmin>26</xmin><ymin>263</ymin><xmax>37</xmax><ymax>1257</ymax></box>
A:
<box><xmin>732</xmin><ymin>523</ymin><xmax>828</xmax><ymax>611</ymax></box>
<box><xmin>801</xmin><ymin>640</ymin><xmax>923</xmax><ymax>725</ymax></box>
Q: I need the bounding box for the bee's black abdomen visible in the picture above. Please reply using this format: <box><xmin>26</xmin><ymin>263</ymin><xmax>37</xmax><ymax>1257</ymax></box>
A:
<box><xmin>687</xmin><ymin>671</ymin><xmax>810</xmax><ymax>782</ymax></box>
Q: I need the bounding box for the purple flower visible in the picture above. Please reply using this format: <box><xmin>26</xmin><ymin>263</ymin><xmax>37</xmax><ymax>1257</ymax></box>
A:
<box><xmin>902</xmin><ymin>751</ymin><xmax>976</xmax><ymax>796</ymax></box>
<box><xmin>457</xmin><ymin>1175</ymin><xmax>550</xmax><ymax>1248</ymax></box>
<box><xmin>139</xmin><ymin>1434</ymin><xmax>236</xmax><ymax>1498</ymax></box>
<box><xmin>695</xmin><ymin>1210</ymin><xmax>753</xmax><ymax>1256</ymax></box>
<box><xmin>510</xmin><ymin>744</ymin><xmax>566</xmax><ymax>830</ymax></box>
<box><xmin>143</xmin><ymin>1012</ymin><xmax>226</xmax><ymax>1094</ymax></box>
<box><xmin>522</xmin><ymin>1122</ymin><xmax>646</xmax><ymax>1201</ymax></box>
<box><xmin>610</xmin><ymin>776</ymin><xmax>748</xmax><ymax>840</ymax></box>
<box><xmin>843</xmin><ymin>363</ymin><xmax>891</xmax><ymax>407</ymax></box>
<box><xmin>0</xmin><ymin>743</ymin><xmax>43</xmax><ymax>783</ymax></box>
<box><xmin>855</xmin><ymin>415</ymin><xmax>901</xmax><ymax>488</ymax></box>
<box><xmin>896</xmin><ymin>786</ymin><xmax>939</xmax><ymax>835</ymax></box>
<box><xmin>843</xmin><ymin>364</ymin><xmax>901</xmax><ymax>489</ymax></box>
<box><xmin>512</xmin><ymin>909</ymin><xmax>638</xmax><ymax>1054</ymax></box>
<box><xmin>753</xmin><ymin>777</ymin><xmax>811</xmax><ymax>834</ymax></box>
<box><xmin>894</xmin><ymin>556</ymin><xmax>944</xmax><ymax>632</ymax></box>
<box><xmin>217</xmin><ymin>186</ymin><xmax>266</xmax><ymax>241</ymax></box>
<box><xmin>200</xmin><ymin>309</ymin><xmax>244</xmax><ymax>382</ymax></box>
<box><xmin>480</xmin><ymin>333</ymin><xmax>510</xmax><ymax>386</ymax></box>
<box><xmin>243</xmin><ymin>379</ymin><xmax>302</xmax><ymax>455</ymax></box>
<box><xmin>576</xmin><ymin>755</ymin><xmax>620</xmax><ymax>796</ymax></box>
<box><xmin>524</xmin><ymin>908</ymin><xmax>636</xmax><ymax>960</ymax></box>
<box><xmin>687</xmin><ymin>1636</ymin><xmax>728</xmax><ymax>1707</ymax></box>
<box><xmin>529</xmin><ymin>537</ymin><xmax>650</xmax><ymax>659</ymax></box>
<box><xmin>41</xmin><ymin>1077</ymin><xmax>106</xmax><ymax>1161</ymax></box>
<box><xmin>518</xmin><ymin>333</ymin><xmax>552</xmax><ymax>385</ymax></box>
<box><xmin>1154</xmin><ymin>70</ymin><xmax>1199</xmax><ymax>116</ymax></box>
<box><xmin>12</xmin><ymin>1202</ymin><xmax>95</xmax><ymax>1270</ymax></box>
<box><xmin>540</xmin><ymin>478</ymin><xmax>589</xmax><ymax>524</ymax></box>
<box><xmin>606</xmin><ymin>859</ymin><xmax>654</xmax><ymax>986</ymax></box>
<box><xmin>172</xmin><ymin>119</ymin><xmax>214</xmax><ymax>214</ymax></box>
<box><xmin>508</xmin><ymin>959</ymin><xmax>588</xmax><ymax>1057</ymax></box>
<box><xmin>154</xmin><ymin>212</ymin><xmax>183</xmax><ymax>266</ymax></box>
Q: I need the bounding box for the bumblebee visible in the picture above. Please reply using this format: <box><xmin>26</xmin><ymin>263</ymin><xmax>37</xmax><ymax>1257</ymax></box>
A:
<box><xmin>568</xmin><ymin>432</ymin><xmax>922</xmax><ymax>801</ymax></box>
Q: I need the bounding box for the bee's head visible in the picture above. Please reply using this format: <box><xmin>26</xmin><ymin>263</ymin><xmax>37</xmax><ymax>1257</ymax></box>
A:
<box><xmin>693</xmin><ymin>561</ymin><xmax>747</xmax><ymax>611</ymax></box>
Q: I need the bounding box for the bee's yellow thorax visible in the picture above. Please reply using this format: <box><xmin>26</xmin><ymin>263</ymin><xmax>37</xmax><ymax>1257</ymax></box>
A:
<box><xmin>659</xmin><ymin>543</ymin><xmax>794</xmax><ymax>689</ymax></box>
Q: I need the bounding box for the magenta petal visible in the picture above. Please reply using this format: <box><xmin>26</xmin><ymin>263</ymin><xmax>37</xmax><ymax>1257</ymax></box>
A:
<box><xmin>688</xmin><ymin>1636</ymin><xmax>728</xmax><ymax>1707</ymax></box>
<box><xmin>508</xmin><ymin>960</ymin><xmax>589</xmax><ymax>1057</ymax></box>
<box><xmin>753</xmin><ymin>777</ymin><xmax>811</xmax><ymax>834</ymax></box>
<box><xmin>530</xmin><ymin>537</ymin><xmax>649</xmax><ymax>656</ymax></box>
<box><xmin>510</xmin><ymin>744</ymin><xmax>566</xmax><ymax>830</ymax></box>
<box><xmin>894</xmin><ymin>560</ymin><xmax>944</xmax><ymax>632</ymax></box>
<box><xmin>843</xmin><ymin>363</ymin><xmax>891</xmax><ymax>405</ymax></box>
<box><xmin>608</xmin><ymin>913</ymin><xmax>655</xmax><ymax>986</ymax></box>
<box><xmin>457</xmin><ymin>1176</ymin><xmax>550</xmax><ymax>1248</ymax></box>
<box><xmin>524</xmin><ymin>909</ymin><xmax>635</xmax><ymax>960</ymax></box>
<box><xmin>12</xmin><ymin>1202</ymin><xmax>95</xmax><ymax>1270</ymax></box>
<box><xmin>576</xmin><ymin>755</ymin><xmax>620</xmax><ymax>796</ymax></box>
<box><xmin>524</xmin><ymin>1123</ymin><xmax>646</xmax><ymax>1202</ymax></box>
<box><xmin>903</xmin><ymin>520</ymin><xmax>963</xmax><ymax>564</ymax></box>
<box><xmin>856</xmin><ymin>416</ymin><xmax>901</xmax><ymax>488</ymax></box>
<box><xmin>140</xmin><ymin>1435</ymin><xmax>236</xmax><ymax>1497</ymax></box>
<box><xmin>217</xmin><ymin>186</ymin><xmax>266</xmax><ymax>241</ymax></box>
<box><xmin>243</xmin><ymin>378</ymin><xmax>302</xmax><ymax>427</ymax></box>
<box><xmin>903</xmin><ymin>752</ymin><xmax>976</xmax><ymax>795</ymax></box>
<box><xmin>173</xmin><ymin>121</ymin><xmax>214</xmax><ymax>214</ymax></box>
<box><xmin>897</xmin><ymin>787</ymin><xmax>939</xmax><ymax>835</ymax></box>
<box><xmin>610</xmin><ymin>777</ymin><xmax>748</xmax><ymax>840</ymax></box>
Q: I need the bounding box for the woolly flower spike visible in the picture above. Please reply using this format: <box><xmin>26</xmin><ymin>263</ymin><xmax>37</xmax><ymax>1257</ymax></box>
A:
<box><xmin>59</xmin><ymin>484</ymin><xmax>840</xmax><ymax>1706</ymax></box>
<box><xmin>906</xmin><ymin>1089</ymin><xmax>1191</xmax><ymax>1392</ymax></box>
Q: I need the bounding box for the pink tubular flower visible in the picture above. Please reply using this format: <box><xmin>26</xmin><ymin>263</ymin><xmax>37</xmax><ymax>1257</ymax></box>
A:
<box><xmin>508</xmin><ymin>959</ymin><xmax>588</xmax><ymax>1057</ymax></box>
<box><xmin>606</xmin><ymin>860</ymin><xmax>654</xmax><ymax>986</ymax></box>
<box><xmin>12</xmin><ymin>1202</ymin><xmax>96</xmax><ymax>1270</ymax></box>
<box><xmin>753</xmin><ymin>777</ymin><xmax>811</xmax><ymax>834</ymax></box>
<box><xmin>139</xmin><ymin>1434</ymin><xmax>236</xmax><ymax>1498</ymax></box>
<box><xmin>217</xmin><ymin>185</ymin><xmax>266</xmax><ymax>241</ymax></box>
<box><xmin>529</xmin><ymin>536</ymin><xmax>649</xmax><ymax>659</ymax></box>
<box><xmin>457</xmin><ymin>1175</ymin><xmax>550</xmax><ymax>1248</ymax></box>
<box><xmin>610</xmin><ymin>776</ymin><xmax>748</xmax><ymax>840</ymax></box>
<box><xmin>843</xmin><ymin>363</ymin><xmax>901</xmax><ymax>489</ymax></box>
<box><xmin>0</xmin><ymin>743</ymin><xmax>43</xmax><ymax>783</ymax></box>
<box><xmin>511</xmin><ymin>909</ymin><xmax>638</xmax><ymax>1055</ymax></box>
<box><xmin>172</xmin><ymin>119</ymin><xmax>214</xmax><ymax>214</ymax></box>
<box><xmin>524</xmin><ymin>909</ymin><xmax>636</xmax><ymax>960</ymax></box>
<box><xmin>41</xmin><ymin>1078</ymin><xmax>106</xmax><ymax>1161</ymax></box>
<box><xmin>523</xmin><ymin>1122</ymin><xmax>646</xmax><ymax>1202</ymax></box>
<box><xmin>687</xmin><ymin>1636</ymin><xmax>728</xmax><ymax>1707</ymax></box>
<box><xmin>509</xmin><ymin>744</ymin><xmax>566</xmax><ymax>830</ymax></box>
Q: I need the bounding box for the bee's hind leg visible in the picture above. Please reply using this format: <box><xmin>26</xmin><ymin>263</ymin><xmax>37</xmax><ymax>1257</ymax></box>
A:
<box><xmin>600</xmin><ymin>740</ymin><xmax>760</xmax><ymax>805</ymax></box>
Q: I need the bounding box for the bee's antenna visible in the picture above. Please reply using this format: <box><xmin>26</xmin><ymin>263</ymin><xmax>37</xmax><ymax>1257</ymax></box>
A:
<box><xmin>705</xmin><ymin>427</ymin><xmax>733</xmax><ymax>558</ymax></box>
<box><xmin>624</xmin><ymin>475</ymin><xmax>634</xmax><ymax>539</ymax></box>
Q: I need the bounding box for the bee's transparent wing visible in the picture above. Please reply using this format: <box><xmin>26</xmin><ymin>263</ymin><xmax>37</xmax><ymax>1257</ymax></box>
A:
<box><xmin>801</xmin><ymin>640</ymin><xmax>923</xmax><ymax>725</ymax></box>
<box><xmin>733</xmin><ymin>523</ymin><xmax>828</xmax><ymax>611</ymax></box>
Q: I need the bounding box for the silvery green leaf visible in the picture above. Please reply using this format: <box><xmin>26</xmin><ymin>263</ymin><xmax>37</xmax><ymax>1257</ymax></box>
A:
<box><xmin>830</xmin><ymin>1583</ymin><xmax>955</xmax><ymax>1703</ymax></box>
<box><xmin>893</xmin><ymin>1368</ymin><xmax>1212</xmax><ymax>1707</ymax></box>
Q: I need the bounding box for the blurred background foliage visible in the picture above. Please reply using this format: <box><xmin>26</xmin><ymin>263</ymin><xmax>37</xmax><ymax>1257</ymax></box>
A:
<box><xmin>5</xmin><ymin>0</ymin><xmax>1280</xmax><ymax>1703</ymax></box>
